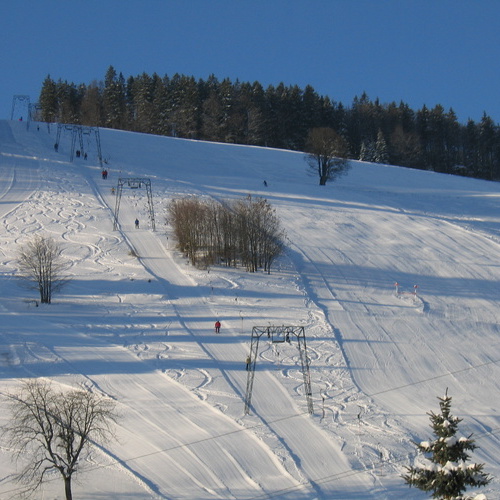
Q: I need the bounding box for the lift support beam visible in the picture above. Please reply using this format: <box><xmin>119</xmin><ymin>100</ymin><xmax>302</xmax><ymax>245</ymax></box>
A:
<box><xmin>244</xmin><ymin>325</ymin><xmax>313</xmax><ymax>415</ymax></box>
<box><xmin>113</xmin><ymin>177</ymin><xmax>155</xmax><ymax>231</ymax></box>
<box><xmin>55</xmin><ymin>124</ymin><xmax>103</xmax><ymax>167</ymax></box>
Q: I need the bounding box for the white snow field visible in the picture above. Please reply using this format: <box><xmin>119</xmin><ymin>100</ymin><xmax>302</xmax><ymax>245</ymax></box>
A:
<box><xmin>0</xmin><ymin>119</ymin><xmax>499</xmax><ymax>499</ymax></box>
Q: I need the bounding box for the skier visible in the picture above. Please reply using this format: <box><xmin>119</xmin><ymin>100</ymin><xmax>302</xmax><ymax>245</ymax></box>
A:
<box><xmin>135</xmin><ymin>218</ymin><xmax>139</xmax><ymax>229</ymax></box>
<box><xmin>214</xmin><ymin>320</ymin><xmax>221</xmax><ymax>333</ymax></box>
<box><xmin>245</xmin><ymin>355</ymin><xmax>251</xmax><ymax>371</ymax></box>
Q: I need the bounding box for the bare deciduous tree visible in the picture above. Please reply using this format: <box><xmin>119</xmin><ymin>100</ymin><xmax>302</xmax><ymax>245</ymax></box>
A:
<box><xmin>2</xmin><ymin>379</ymin><xmax>118</xmax><ymax>500</ymax></box>
<box><xmin>17</xmin><ymin>235</ymin><xmax>69</xmax><ymax>304</ymax></box>
<box><xmin>168</xmin><ymin>195</ymin><xmax>285</xmax><ymax>273</ymax></box>
<box><xmin>305</xmin><ymin>127</ymin><xmax>350</xmax><ymax>185</ymax></box>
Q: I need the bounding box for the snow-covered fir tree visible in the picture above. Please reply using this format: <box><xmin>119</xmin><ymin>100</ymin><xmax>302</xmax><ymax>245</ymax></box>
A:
<box><xmin>374</xmin><ymin>129</ymin><xmax>389</xmax><ymax>164</ymax></box>
<box><xmin>403</xmin><ymin>390</ymin><xmax>491</xmax><ymax>499</ymax></box>
<box><xmin>359</xmin><ymin>140</ymin><xmax>376</xmax><ymax>162</ymax></box>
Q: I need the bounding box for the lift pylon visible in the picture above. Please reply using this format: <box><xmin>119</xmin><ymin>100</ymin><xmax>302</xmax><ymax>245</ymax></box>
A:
<box><xmin>113</xmin><ymin>178</ymin><xmax>155</xmax><ymax>231</ymax></box>
<box><xmin>55</xmin><ymin>124</ymin><xmax>103</xmax><ymax>167</ymax></box>
<box><xmin>11</xmin><ymin>95</ymin><xmax>31</xmax><ymax>129</ymax></box>
<box><xmin>244</xmin><ymin>325</ymin><xmax>313</xmax><ymax>415</ymax></box>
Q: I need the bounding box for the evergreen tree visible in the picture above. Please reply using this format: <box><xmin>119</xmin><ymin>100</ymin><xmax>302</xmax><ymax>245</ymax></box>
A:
<box><xmin>201</xmin><ymin>88</ymin><xmax>224</xmax><ymax>141</ymax></box>
<box><xmin>174</xmin><ymin>75</ymin><xmax>201</xmax><ymax>138</ymax></box>
<box><xmin>390</xmin><ymin>124</ymin><xmax>423</xmax><ymax>168</ymax></box>
<box><xmin>374</xmin><ymin>129</ymin><xmax>389</xmax><ymax>163</ymax></box>
<box><xmin>302</xmin><ymin>84</ymin><xmax>322</xmax><ymax>132</ymax></box>
<box><xmin>80</xmin><ymin>81</ymin><xmax>103</xmax><ymax>126</ymax></box>
<box><xmin>403</xmin><ymin>390</ymin><xmax>491</xmax><ymax>499</ymax></box>
<box><xmin>359</xmin><ymin>140</ymin><xmax>376</xmax><ymax>162</ymax></box>
<box><xmin>463</xmin><ymin>119</ymin><xmax>479</xmax><ymax>177</ymax></box>
<box><xmin>56</xmin><ymin>79</ymin><xmax>80</xmax><ymax>124</ymax></box>
<box><xmin>130</xmin><ymin>72</ymin><xmax>156</xmax><ymax>133</ymax></box>
<box><xmin>416</xmin><ymin>104</ymin><xmax>431</xmax><ymax>168</ymax></box>
<box><xmin>263</xmin><ymin>84</ymin><xmax>281</xmax><ymax>148</ymax></box>
<box><xmin>103</xmin><ymin>66</ymin><xmax>127</xmax><ymax>129</ymax></box>
<box><xmin>239</xmin><ymin>81</ymin><xmax>265</xmax><ymax>145</ymax></box>
<box><xmin>39</xmin><ymin>75</ymin><xmax>58</xmax><ymax>123</ymax></box>
<box><xmin>478</xmin><ymin>113</ymin><xmax>498</xmax><ymax>180</ymax></box>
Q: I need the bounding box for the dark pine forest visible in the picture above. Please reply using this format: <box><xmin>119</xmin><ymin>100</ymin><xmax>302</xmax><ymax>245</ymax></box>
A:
<box><xmin>38</xmin><ymin>66</ymin><xmax>500</xmax><ymax>181</ymax></box>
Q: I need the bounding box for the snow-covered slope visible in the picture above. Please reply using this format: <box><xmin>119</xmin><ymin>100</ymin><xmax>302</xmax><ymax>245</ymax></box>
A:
<box><xmin>0</xmin><ymin>120</ymin><xmax>498</xmax><ymax>499</ymax></box>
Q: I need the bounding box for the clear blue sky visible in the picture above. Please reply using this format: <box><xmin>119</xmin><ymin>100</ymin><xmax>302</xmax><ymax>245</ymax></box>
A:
<box><xmin>2</xmin><ymin>0</ymin><xmax>500</xmax><ymax>125</ymax></box>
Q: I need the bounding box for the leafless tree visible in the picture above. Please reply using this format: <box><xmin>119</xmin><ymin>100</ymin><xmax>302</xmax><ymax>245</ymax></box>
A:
<box><xmin>2</xmin><ymin>379</ymin><xmax>118</xmax><ymax>500</ymax></box>
<box><xmin>168</xmin><ymin>195</ymin><xmax>285</xmax><ymax>273</ymax></box>
<box><xmin>17</xmin><ymin>235</ymin><xmax>69</xmax><ymax>304</ymax></box>
<box><xmin>305</xmin><ymin>127</ymin><xmax>350</xmax><ymax>185</ymax></box>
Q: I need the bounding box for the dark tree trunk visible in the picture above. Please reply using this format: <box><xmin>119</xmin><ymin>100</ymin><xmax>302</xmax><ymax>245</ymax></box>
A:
<box><xmin>64</xmin><ymin>476</ymin><xmax>73</xmax><ymax>500</ymax></box>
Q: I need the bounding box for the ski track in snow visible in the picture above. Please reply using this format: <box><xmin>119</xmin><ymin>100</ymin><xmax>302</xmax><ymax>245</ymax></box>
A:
<box><xmin>0</xmin><ymin>120</ymin><xmax>498</xmax><ymax>498</ymax></box>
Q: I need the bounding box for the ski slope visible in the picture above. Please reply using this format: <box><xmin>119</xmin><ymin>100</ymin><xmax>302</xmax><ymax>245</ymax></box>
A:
<box><xmin>0</xmin><ymin>120</ymin><xmax>498</xmax><ymax>499</ymax></box>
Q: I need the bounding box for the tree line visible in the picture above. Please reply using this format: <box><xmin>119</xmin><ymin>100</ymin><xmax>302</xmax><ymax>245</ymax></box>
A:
<box><xmin>38</xmin><ymin>66</ymin><xmax>500</xmax><ymax>181</ymax></box>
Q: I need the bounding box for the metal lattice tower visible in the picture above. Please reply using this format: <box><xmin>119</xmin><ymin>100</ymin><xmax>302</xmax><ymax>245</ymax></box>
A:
<box><xmin>11</xmin><ymin>95</ymin><xmax>31</xmax><ymax>128</ymax></box>
<box><xmin>55</xmin><ymin>124</ymin><xmax>103</xmax><ymax>167</ymax></box>
<box><xmin>90</xmin><ymin>126</ymin><xmax>103</xmax><ymax>167</ymax></box>
<box><xmin>113</xmin><ymin>178</ymin><xmax>156</xmax><ymax>231</ymax></box>
<box><xmin>244</xmin><ymin>325</ymin><xmax>313</xmax><ymax>415</ymax></box>
<box><xmin>28</xmin><ymin>102</ymin><xmax>41</xmax><ymax>129</ymax></box>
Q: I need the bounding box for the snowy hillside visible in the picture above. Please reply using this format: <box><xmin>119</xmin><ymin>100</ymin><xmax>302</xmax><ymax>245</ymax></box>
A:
<box><xmin>0</xmin><ymin>119</ymin><xmax>499</xmax><ymax>499</ymax></box>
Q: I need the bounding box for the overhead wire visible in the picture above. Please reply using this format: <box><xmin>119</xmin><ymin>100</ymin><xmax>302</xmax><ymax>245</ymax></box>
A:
<box><xmin>1</xmin><ymin>354</ymin><xmax>499</xmax><ymax>498</ymax></box>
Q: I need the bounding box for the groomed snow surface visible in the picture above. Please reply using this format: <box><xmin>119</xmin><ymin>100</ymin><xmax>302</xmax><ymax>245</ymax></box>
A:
<box><xmin>0</xmin><ymin>120</ymin><xmax>498</xmax><ymax>499</ymax></box>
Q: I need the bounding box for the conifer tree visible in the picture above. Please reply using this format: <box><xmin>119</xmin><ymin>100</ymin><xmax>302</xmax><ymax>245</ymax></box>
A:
<box><xmin>403</xmin><ymin>390</ymin><xmax>491</xmax><ymax>499</ymax></box>
<box><xmin>39</xmin><ymin>75</ymin><xmax>58</xmax><ymax>123</ymax></box>
<box><xmin>103</xmin><ymin>66</ymin><xmax>127</xmax><ymax>129</ymax></box>
<box><xmin>374</xmin><ymin>129</ymin><xmax>389</xmax><ymax>164</ymax></box>
<box><xmin>359</xmin><ymin>140</ymin><xmax>376</xmax><ymax>162</ymax></box>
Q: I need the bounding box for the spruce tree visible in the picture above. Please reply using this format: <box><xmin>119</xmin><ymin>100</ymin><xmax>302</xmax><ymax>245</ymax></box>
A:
<box><xmin>403</xmin><ymin>390</ymin><xmax>491</xmax><ymax>499</ymax></box>
<box><xmin>374</xmin><ymin>129</ymin><xmax>389</xmax><ymax>164</ymax></box>
<box><xmin>103</xmin><ymin>66</ymin><xmax>127</xmax><ymax>130</ymax></box>
<box><xmin>39</xmin><ymin>75</ymin><xmax>59</xmax><ymax>123</ymax></box>
<box><xmin>359</xmin><ymin>140</ymin><xmax>376</xmax><ymax>162</ymax></box>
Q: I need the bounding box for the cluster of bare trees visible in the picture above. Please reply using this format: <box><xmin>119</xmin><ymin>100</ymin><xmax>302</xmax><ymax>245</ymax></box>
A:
<box><xmin>168</xmin><ymin>195</ymin><xmax>286</xmax><ymax>273</ymax></box>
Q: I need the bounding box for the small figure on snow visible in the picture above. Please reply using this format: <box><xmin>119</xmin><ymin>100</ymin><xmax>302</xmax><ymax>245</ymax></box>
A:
<box><xmin>214</xmin><ymin>320</ymin><xmax>221</xmax><ymax>333</ymax></box>
<box><xmin>245</xmin><ymin>355</ymin><xmax>251</xmax><ymax>371</ymax></box>
<box><xmin>263</xmin><ymin>180</ymin><xmax>267</xmax><ymax>187</ymax></box>
<box><xmin>135</xmin><ymin>218</ymin><xmax>140</xmax><ymax>229</ymax></box>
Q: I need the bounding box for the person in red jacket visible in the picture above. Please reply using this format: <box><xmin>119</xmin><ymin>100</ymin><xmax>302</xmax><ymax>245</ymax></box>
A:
<box><xmin>214</xmin><ymin>320</ymin><xmax>221</xmax><ymax>333</ymax></box>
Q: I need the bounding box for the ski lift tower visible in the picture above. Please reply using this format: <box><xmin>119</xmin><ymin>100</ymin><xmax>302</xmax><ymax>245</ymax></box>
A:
<box><xmin>113</xmin><ymin>177</ymin><xmax>156</xmax><ymax>231</ymax></box>
<box><xmin>55</xmin><ymin>124</ymin><xmax>83</xmax><ymax>161</ymax></box>
<box><xmin>55</xmin><ymin>124</ymin><xmax>103</xmax><ymax>166</ymax></box>
<box><xmin>28</xmin><ymin>102</ymin><xmax>41</xmax><ymax>129</ymax></box>
<box><xmin>244</xmin><ymin>325</ymin><xmax>313</xmax><ymax>415</ymax></box>
<box><xmin>11</xmin><ymin>95</ymin><xmax>30</xmax><ymax>128</ymax></box>
<box><xmin>82</xmin><ymin>126</ymin><xmax>104</xmax><ymax>168</ymax></box>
